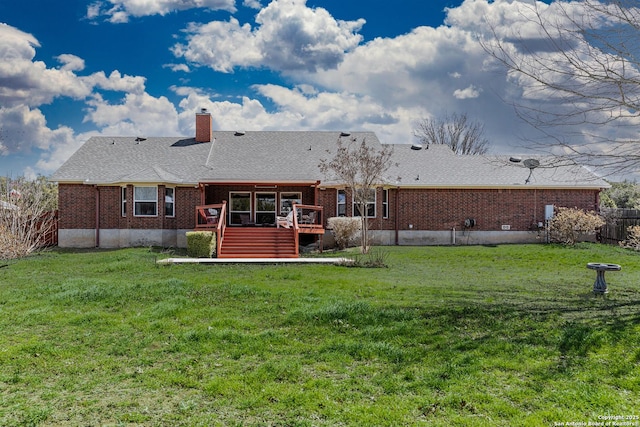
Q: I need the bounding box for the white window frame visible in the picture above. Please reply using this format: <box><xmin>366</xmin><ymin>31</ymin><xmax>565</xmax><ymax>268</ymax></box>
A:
<box><xmin>353</xmin><ymin>188</ymin><xmax>376</xmax><ymax>218</ymax></box>
<box><xmin>382</xmin><ymin>188</ymin><xmax>389</xmax><ymax>219</ymax></box>
<box><xmin>121</xmin><ymin>186</ymin><xmax>127</xmax><ymax>217</ymax></box>
<box><xmin>255</xmin><ymin>192</ymin><xmax>277</xmax><ymax>225</ymax></box>
<box><xmin>337</xmin><ymin>189</ymin><xmax>346</xmax><ymax>217</ymax></box>
<box><xmin>279</xmin><ymin>192</ymin><xmax>302</xmax><ymax>216</ymax></box>
<box><xmin>165</xmin><ymin>187</ymin><xmax>175</xmax><ymax>218</ymax></box>
<box><xmin>134</xmin><ymin>186</ymin><xmax>158</xmax><ymax>217</ymax></box>
<box><xmin>229</xmin><ymin>191</ymin><xmax>252</xmax><ymax>225</ymax></box>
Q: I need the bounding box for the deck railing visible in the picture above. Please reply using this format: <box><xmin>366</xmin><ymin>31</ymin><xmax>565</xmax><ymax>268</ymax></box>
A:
<box><xmin>195</xmin><ymin>201</ymin><xmax>227</xmax><ymax>255</ymax></box>
<box><xmin>292</xmin><ymin>204</ymin><xmax>324</xmax><ymax>254</ymax></box>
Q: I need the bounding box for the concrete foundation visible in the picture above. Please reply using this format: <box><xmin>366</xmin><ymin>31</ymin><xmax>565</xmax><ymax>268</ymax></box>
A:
<box><xmin>61</xmin><ymin>228</ymin><xmax>549</xmax><ymax>249</ymax></box>
<box><xmin>59</xmin><ymin>229</ymin><xmax>192</xmax><ymax>248</ymax></box>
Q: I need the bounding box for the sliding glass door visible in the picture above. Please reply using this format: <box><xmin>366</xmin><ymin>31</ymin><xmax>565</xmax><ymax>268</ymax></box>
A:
<box><xmin>255</xmin><ymin>192</ymin><xmax>276</xmax><ymax>225</ymax></box>
<box><xmin>229</xmin><ymin>192</ymin><xmax>251</xmax><ymax>225</ymax></box>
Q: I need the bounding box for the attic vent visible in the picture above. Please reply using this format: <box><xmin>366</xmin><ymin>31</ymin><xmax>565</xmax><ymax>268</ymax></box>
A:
<box><xmin>411</xmin><ymin>143</ymin><xmax>423</xmax><ymax>150</ymax></box>
<box><xmin>340</xmin><ymin>132</ymin><xmax>351</xmax><ymax>137</ymax></box>
<box><xmin>235</xmin><ymin>131</ymin><xmax>246</xmax><ymax>136</ymax></box>
<box><xmin>135</xmin><ymin>137</ymin><xmax>146</xmax><ymax>142</ymax></box>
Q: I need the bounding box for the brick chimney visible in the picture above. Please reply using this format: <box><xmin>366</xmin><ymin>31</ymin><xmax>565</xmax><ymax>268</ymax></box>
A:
<box><xmin>195</xmin><ymin>108</ymin><xmax>212</xmax><ymax>143</ymax></box>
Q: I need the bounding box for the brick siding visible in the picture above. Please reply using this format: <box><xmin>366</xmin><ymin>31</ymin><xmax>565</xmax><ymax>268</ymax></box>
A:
<box><xmin>320</xmin><ymin>187</ymin><xmax>599</xmax><ymax>231</ymax></box>
<box><xmin>59</xmin><ymin>184</ymin><xmax>200</xmax><ymax>230</ymax></box>
<box><xmin>59</xmin><ymin>183</ymin><xmax>600</xmax><ymax>233</ymax></box>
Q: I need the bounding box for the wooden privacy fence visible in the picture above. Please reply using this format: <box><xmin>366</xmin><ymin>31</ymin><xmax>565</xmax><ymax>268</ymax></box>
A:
<box><xmin>600</xmin><ymin>208</ymin><xmax>640</xmax><ymax>245</ymax></box>
<box><xmin>40</xmin><ymin>210</ymin><xmax>58</xmax><ymax>247</ymax></box>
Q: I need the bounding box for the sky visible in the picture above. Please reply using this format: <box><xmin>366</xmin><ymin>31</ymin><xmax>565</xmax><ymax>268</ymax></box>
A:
<box><xmin>0</xmin><ymin>0</ymin><xmax>635</xmax><ymax>180</ymax></box>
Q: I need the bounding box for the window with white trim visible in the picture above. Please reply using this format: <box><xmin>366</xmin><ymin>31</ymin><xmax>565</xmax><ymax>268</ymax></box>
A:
<box><xmin>337</xmin><ymin>189</ymin><xmax>346</xmax><ymax>217</ymax></box>
<box><xmin>165</xmin><ymin>188</ymin><xmax>175</xmax><ymax>217</ymax></box>
<box><xmin>353</xmin><ymin>188</ymin><xmax>376</xmax><ymax>218</ymax></box>
<box><xmin>280</xmin><ymin>192</ymin><xmax>302</xmax><ymax>215</ymax></box>
<box><xmin>121</xmin><ymin>187</ymin><xmax>127</xmax><ymax>217</ymax></box>
<box><xmin>382</xmin><ymin>188</ymin><xmax>389</xmax><ymax>219</ymax></box>
<box><xmin>134</xmin><ymin>186</ymin><xmax>158</xmax><ymax>216</ymax></box>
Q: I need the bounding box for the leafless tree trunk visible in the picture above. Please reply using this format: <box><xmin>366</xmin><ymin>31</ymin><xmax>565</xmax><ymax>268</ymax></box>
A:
<box><xmin>319</xmin><ymin>137</ymin><xmax>395</xmax><ymax>254</ymax></box>
<box><xmin>480</xmin><ymin>0</ymin><xmax>640</xmax><ymax>176</ymax></box>
<box><xmin>413</xmin><ymin>112</ymin><xmax>489</xmax><ymax>155</ymax></box>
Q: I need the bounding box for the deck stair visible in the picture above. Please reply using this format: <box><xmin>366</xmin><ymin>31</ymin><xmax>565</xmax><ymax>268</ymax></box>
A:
<box><xmin>218</xmin><ymin>227</ymin><xmax>297</xmax><ymax>258</ymax></box>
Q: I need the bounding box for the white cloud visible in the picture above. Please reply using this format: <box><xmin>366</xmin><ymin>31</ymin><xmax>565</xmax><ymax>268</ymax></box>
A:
<box><xmin>83</xmin><ymin>70</ymin><xmax>147</xmax><ymax>94</ymax></box>
<box><xmin>163</xmin><ymin>63</ymin><xmax>191</xmax><ymax>73</ymax></box>
<box><xmin>84</xmin><ymin>92</ymin><xmax>181</xmax><ymax>136</ymax></box>
<box><xmin>0</xmin><ymin>24</ymin><xmax>94</xmax><ymax>107</ymax></box>
<box><xmin>172</xmin><ymin>19</ymin><xmax>261</xmax><ymax>73</ymax></box>
<box><xmin>172</xmin><ymin>0</ymin><xmax>365</xmax><ymax>72</ymax></box>
<box><xmin>243</xmin><ymin>0</ymin><xmax>262</xmax><ymax>9</ymax></box>
<box><xmin>0</xmin><ymin>25</ymin><xmax>144</xmax><ymax>107</ymax></box>
<box><xmin>254</xmin><ymin>0</ymin><xmax>365</xmax><ymax>71</ymax></box>
<box><xmin>453</xmin><ymin>85</ymin><xmax>481</xmax><ymax>99</ymax></box>
<box><xmin>88</xmin><ymin>0</ymin><xmax>236</xmax><ymax>23</ymax></box>
<box><xmin>0</xmin><ymin>105</ymin><xmax>75</xmax><ymax>155</ymax></box>
<box><xmin>56</xmin><ymin>54</ymin><xmax>86</xmax><ymax>72</ymax></box>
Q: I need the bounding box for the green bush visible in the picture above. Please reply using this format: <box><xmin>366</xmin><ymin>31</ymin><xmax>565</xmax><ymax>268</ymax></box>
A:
<box><xmin>186</xmin><ymin>231</ymin><xmax>216</xmax><ymax>258</ymax></box>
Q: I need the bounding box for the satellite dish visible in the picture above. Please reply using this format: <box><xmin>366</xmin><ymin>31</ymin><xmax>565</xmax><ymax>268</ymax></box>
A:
<box><xmin>522</xmin><ymin>158</ymin><xmax>540</xmax><ymax>183</ymax></box>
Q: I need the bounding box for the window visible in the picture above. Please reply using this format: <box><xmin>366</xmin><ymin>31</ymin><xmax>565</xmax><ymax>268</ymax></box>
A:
<box><xmin>280</xmin><ymin>192</ymin><xmax>302</xmax><ymax>215</ymax></box>
<box><xmin>165</xmin><ymin>188</ymin><xmax>175</xmax><ymax>217</ymax></box>
<box><xmin>121</xmin><ymin>187</ymin><xmax>127</xmax><ymax>217</ymax></box>
<box><xmin>134</xmin><ymin>186</ymin><xmax>157</xmax><ymax>216</ymax></box>
<box><xmin>337</xmin><ymin>189</ymin><xmax>346</xmax><ymax>217</ymax></box>
<box><xmin>353</xmin><ymin>188</ymin><xmax>376</xmax><ymax>218</ymax></box>
<box><xmin>382</xmin><ymin>188</ymin><xmax>389</xmax><ymax>219</ymax></box>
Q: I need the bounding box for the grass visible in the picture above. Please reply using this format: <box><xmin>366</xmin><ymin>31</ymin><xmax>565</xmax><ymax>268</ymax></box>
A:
<box><xmin>0</xmin><ymin>243</ymin><xmax>639</xmax><ymax>426</ymax></box>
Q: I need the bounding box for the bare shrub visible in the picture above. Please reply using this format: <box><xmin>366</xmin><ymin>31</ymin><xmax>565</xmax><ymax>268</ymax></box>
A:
<box><xmin>620</xmin><ymin>225</ymin><xmax>640</xmax><ymax>251</ymax></box>
<box><xmin>548</xmin><ymin>207</ymin><xmax>605</xmax><ymax>246</ymax></box>
<box><xmin>0</xmin><ymin>176</ymin><xmax>58</xmax><ymax>259</ymax></box>
<box><xmin>328</xmin><ymin>217</ymin><xmax>361</xmax><ymax>250</ymax></box>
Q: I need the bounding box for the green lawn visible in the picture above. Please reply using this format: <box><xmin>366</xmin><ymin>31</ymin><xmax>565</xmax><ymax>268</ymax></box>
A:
<box><xmin>0</xmin><ymin>244</ymin><xmax>638</xmax><ymax>426</ymax></box>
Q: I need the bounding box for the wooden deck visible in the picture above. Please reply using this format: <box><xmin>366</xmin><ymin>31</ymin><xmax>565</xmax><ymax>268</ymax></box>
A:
<box><xmin>194</xmin><ymin>203</ymin><xmax>324</xmax><ymax>258</ymax></box>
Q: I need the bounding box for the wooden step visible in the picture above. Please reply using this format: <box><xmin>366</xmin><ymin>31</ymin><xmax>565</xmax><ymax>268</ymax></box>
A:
<box><xmin>218</xmin><ymin>227</ymin><xmax>298</xmax><ymax>258</ymax></box>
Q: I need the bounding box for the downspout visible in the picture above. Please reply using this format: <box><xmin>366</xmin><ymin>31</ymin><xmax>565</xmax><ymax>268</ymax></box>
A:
<box><xmin>395</xmin><ymin>186</ymin><xmax>400</xmax><ymax>246</ymax></box>
<box><xmin>95</xmin><ymin>185</ymin><xmax>100</xmax><ymax>248</ymax></box>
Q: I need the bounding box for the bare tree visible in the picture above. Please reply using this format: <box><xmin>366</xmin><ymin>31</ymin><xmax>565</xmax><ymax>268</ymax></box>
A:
<box><xmin>413</xmin><ymin>112</ymin><xmax>489</xmax><ymax>155</ymax></box>
<box><xmin>319</xmin><ymin>136</ymin><xmax>395</xmax><ymax>254</ymax></box>
<box><xmin>480</xmin><ymin>0</ymin><xmax>640</xmax><ymax>176</ymax></box>
<box><xmin>0</xmin><ymin>176</ymin><xmax>58</xmax><ymax>259</ymax></box>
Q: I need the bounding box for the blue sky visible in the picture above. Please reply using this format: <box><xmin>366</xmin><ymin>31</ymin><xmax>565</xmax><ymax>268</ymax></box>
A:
<box><xmin>0</xmin><ymin>0</ymin><xmax>633</xmax><ymax>179</ymax></box>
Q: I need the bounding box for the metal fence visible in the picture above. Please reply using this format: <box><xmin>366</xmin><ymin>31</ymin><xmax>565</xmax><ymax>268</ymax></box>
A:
<box><xmin>600</xmin><ymin>208</ymin><xmax>640</xmax><ymax>245</ymax></box>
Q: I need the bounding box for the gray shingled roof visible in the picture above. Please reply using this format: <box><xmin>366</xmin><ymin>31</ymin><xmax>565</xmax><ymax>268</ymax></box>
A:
<box><xmin>51</xmin><ymin>132</ymin><xmax>609</xmax><ymax>189</ymax></box>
